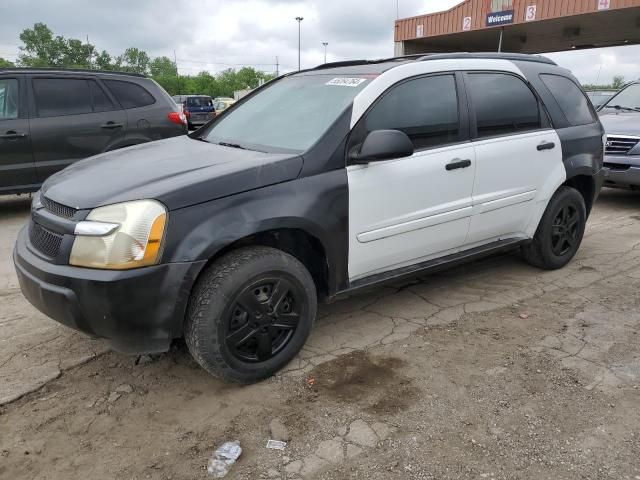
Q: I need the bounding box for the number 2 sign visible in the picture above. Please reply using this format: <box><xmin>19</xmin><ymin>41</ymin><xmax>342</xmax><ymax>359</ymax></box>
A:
<box><xmin>598</xmin><ymin>0</ymin><xmax>610</xmax><ymax>10</ymax></box>
<box><xmin>462</xmin><ymin>16</ymin><xmax>472</xmax><ymax>31</ymax></box>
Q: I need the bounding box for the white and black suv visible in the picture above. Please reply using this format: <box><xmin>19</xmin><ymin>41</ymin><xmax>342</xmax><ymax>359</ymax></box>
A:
<box><xmin>14</xmin><ymin>53</ymin><xmax>605</xmax><ymax>382</ymax></box>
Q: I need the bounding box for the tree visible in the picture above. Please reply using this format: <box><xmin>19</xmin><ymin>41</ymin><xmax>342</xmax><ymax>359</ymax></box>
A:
<box><xmin>0</xmin><ymin>58</ymin><xmax>15</xmax><ymax>68</ymax></box>
<box><xmin>116</xmin><ymin>47</ymin><xmax>150</xmax><ymax>74</ymax></box>
<box><xmin>149</xmin><ymin>56</ymin><xmax>177</xmax><ymax>77</ymax></box>
<box><xmin>95</xmin><ymin>50</ymin><xmax>115</xmax><ymax>70</ymax></box>
<box><xmin>612</xmin><ymin>75</ymin><xmax>625</xmax><ymax>90</ymax></box>
<box><xmin>18</xmin><ymin>22</ymin><xmax>68</xmax><ymax>67</ymax></box>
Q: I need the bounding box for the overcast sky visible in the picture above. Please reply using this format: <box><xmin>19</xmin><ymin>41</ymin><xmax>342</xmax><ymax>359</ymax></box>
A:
<box><xmin>0</xmin><ymin>0</ymin><xmax>638</xmax><ymax>84</ymax></box>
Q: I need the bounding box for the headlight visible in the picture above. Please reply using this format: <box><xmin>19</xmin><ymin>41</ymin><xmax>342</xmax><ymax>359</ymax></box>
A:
<box><xmin>70</xmin><ymin>200</ymin><xmax>167</xmax><ymax>270</ymax></box>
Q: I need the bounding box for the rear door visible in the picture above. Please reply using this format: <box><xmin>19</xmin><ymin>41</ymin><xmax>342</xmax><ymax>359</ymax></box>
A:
<box><xmin>28</xmin><ymin>75</ymin><xmax>128</xmax><ymax>182</ymax></box>
<box><xmin>464</xmin><ymin>71</ymin><xmax>563</xmax><ymax>246</ymax></box>
<box><xmin>0</xmin><ymin>75</ymin><xmax>36</xmax><ymax>192</ymax></box>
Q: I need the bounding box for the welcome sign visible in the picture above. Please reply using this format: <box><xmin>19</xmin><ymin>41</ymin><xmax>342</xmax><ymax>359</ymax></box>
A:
<box><xmin>486</xmin><ymin>9</ymin><xmax>514</xmax><ymax>26</ymax></box>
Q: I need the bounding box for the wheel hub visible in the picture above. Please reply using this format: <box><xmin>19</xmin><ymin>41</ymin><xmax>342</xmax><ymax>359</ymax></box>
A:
<box><xmin>224</xmin><ymin>276</ymin><xmax>302</xmax><ymax>363</ymax></box>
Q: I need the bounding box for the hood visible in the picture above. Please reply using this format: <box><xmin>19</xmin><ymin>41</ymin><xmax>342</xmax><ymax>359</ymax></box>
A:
<box><xmin>42</xmin><ymin>136</ymin><xmax>303</xmax><ymax>211</ymax></box>
<box><xmin>598</xmin><ymin>111</ymin><xmax>640</xmax><ymax>137</ymax></box>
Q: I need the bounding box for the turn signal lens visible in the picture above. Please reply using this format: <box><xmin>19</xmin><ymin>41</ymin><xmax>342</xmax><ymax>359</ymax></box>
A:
<box><xmin>70</xmin><ymin>200</ymin><xmax>167</xmax><ymax>270</ymax></box>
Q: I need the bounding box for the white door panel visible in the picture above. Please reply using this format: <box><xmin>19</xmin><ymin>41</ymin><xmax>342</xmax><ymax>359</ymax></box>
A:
<box><xmin>467</xmin><ymin>130</ymin><xmax>563</xmax><ymax>245</ymax></box>
<box><xmin>348</xmin><ymin>144</ymin><xmax>476</xmax><ymax>281</ymax></box>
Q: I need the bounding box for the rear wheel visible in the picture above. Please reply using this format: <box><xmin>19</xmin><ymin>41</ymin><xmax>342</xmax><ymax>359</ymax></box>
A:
<box><xmin>185</xmin><ymin>246</ymin><xmax>317</xmax><ymax>383</ymax></box>
<box><xmin>522</xmin><ymin>186</ymin><xmax>587</xmax><ymax>270</ymax></box>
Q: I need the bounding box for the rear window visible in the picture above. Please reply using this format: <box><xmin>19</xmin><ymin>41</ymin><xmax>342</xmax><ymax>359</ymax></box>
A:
<box><xmin>540</xmin><ymin>74</ymin><xmax>596</xmax><ymax>126</ymax></box>
<box><xmin>466</xmin><ymin>73</ymin><xmax>541</xmax><ymax>138</ymax></box>
<box><xmin>103</xmin><ymin>80</ymin><xmax>155</xmax><ymax>109</ymax></box>
<box><xmin>33</xmin><ymin>78</ymin><xmax>92</xmax><ymax>117</ymax></box>
<box><xmin>187</xmin><ymin>96</ymin><xmax>212</xmax><ymax>107</ymax></box>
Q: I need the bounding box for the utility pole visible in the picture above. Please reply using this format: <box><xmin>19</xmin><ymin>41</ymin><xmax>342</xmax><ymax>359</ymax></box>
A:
<box><xmin>322</xmin><ymin>42</ymin><xmax>328</xmax><ymax>64</ymax></box>
<box><xmin>174</xmin><ymin>50</ymin><xmax>182</xmax><ymax>94</ymax></box>
<box><xmin>276</xmin><ymin>56</ymin><xmax>279</xmax><ymax>77</ymax></box>
<box><xmin>86</xmin><ymin>35</ymin><xmax>92</xmax><ymax>68</ymax></box>
<box><xmin>295</xmin><ymin>16</ymin><xmax>304</xmax><ymax>71</ymax></box>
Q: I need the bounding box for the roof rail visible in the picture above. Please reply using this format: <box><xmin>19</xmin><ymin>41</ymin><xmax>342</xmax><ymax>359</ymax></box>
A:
<box><xmin>0</xmin><ymin>67</ymin><xmax>148</xmax><ymax>77</ymax></box>
<box><xmin>309</xmin><ymin>52</ymin><xmax>556</xmax><ymax>72</ymax></box>
<box><xmin>416</xmin><ymin>52</ymin><xmax>557</xmax><ymax>65</ymax></box>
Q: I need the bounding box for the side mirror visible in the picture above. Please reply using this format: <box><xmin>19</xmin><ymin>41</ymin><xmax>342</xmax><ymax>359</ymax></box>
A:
<box><xmin>350</xmin><ymin>129</ymin><xmax>414</xmax><ymax>164</ymax></box>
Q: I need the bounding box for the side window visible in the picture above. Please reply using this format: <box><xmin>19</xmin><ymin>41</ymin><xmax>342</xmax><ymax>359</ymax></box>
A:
<box><xmin>103</xmin><ymin>80</ymin><xmax>155</xmax><ymax>109</ymax></box>
<box><xmin>89</xmin><ymin>80</ymin><xmax>115</xmax><ymax>113</ymax></box>
<box><xmin>0</xmin><ymin>78</ymin><xmax>19</xmax><ymax>120</ymax></box>
<box><xmin>540</xmin><ymin>74</ymin><xmax>596</xmax><ymax>126</ymax></box>
<box><xmin>365</xmin><ymin>74</ymin><xmax>460</xmax><ymax>150</ymax></box>
<box><xmin>467</xmin><ymin>73</ymin><xmax>541</xmax><ymax>138</ymax></box>
<box><xmin>33</xmin><ymin>78</ymin><xmax>92</xmax><ymax>117</ymax></box>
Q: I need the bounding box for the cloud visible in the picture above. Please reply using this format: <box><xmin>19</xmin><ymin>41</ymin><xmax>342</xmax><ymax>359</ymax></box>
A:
<box><xmin>0</xmin><ymin>0</ymin><xmax>638</xmax><ymax>83</ymax></box>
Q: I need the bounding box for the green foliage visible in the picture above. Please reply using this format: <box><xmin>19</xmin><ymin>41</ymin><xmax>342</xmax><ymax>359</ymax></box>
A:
<box><xmin>14</xmin><ymin>22</ymin><xmax>276</xmax><ymax>96</ymax></box>
<box><xmin>149</xmin><ymin>56</ymin><xmax>177</xmax><ymax>77</ymax></box>
<box><xmin>612</xmin><ymin>75</ymin><xmax>625</xmax><ymax>90</ymax></box>
<box><xmin>0</xmin><ymin>57</ymin><xmax>15</xmax><ymax>68</ymax></box>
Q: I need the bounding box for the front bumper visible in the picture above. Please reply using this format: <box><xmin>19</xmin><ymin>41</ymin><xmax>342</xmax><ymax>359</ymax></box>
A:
<box><xmin>603</xmin><ymin>155</ymin><xmax>640</xmax><ymax>188</ymax></box>
<box><xmin>14</xmin><ymin>227</ymin><xmax>206</xmax><ymax>354</ymax></box>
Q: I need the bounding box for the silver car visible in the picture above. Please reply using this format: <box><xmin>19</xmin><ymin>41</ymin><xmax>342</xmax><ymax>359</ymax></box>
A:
<box><xmin>599</xmin><ymin>81</ymin><xmax>640</xmax><ymax>190</ymax></box>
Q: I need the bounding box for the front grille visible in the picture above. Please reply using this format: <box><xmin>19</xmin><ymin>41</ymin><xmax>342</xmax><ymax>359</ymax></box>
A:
<box><xmin>42</xmin><ymin>196</ymin><xmax>76</xmax><ymax>219</ymax></box>
<box><xmin>603</xmin><ymin>162</ymin><xmax>631</xmax><ymax>171</ymax></box>
<box><xmin>29</xmin><ymin>222</ymin><xmax>63</xmax><ymax>258</ymax></box>
<box><xmin>605</xmin><ymin>135</ymin><xmax>640</xmax><ymax>155</ymax></box>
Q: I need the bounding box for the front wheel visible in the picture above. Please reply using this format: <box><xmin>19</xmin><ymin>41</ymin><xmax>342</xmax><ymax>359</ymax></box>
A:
<box><xmin>185</xmin><ymin>246</ymin><xmax>317</xmax><ymax>383</ymax></box>
<box><xmin>522</xmin><ymin>186</ymin><xmax>587</xmax><ymax>270</ymax></box>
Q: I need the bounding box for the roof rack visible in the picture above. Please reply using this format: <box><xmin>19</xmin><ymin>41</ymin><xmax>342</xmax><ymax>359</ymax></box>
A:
<box><xmin>0</xmin><ymin>67</ymin><xmax>147</xmax><ymax>77</ymax></box>
<box><xmin>416</xmin><ymin>52</ymin><xmax>557</xmax><ymax>65</ymax></box>
<box><xmin>310</xmin><ymin>52</ymin><xmax>556</xmax><ymax>72</ymax></box>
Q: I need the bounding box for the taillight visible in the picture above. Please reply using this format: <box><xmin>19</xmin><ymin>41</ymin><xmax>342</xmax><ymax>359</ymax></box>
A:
<box><xmin>168</xmin><ymin>111</ymin><xmax>187</xmax><ymax>126</ymax></box>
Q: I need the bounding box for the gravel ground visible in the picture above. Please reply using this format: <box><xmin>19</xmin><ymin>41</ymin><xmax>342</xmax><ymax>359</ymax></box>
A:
<box><xmin>0</xmin><ymin>189</ymin><xmax>639</xmax><ymax>480</ymax></box>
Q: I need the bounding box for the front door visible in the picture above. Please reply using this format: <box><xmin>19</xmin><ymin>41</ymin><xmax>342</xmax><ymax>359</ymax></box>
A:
<box><xmin>347</xmin><ymin>73</ymin><xmax>475</xmax><ymax>281</ymax></box>
<box><xmin>28</xmin><ymin>76</ymin><xmax>127</xmax><ymax>182</ymax></box>
<box><xmin>0</xmin><ymin>75</ymin><xmax>36</xmax><ymax>192</ymax></box>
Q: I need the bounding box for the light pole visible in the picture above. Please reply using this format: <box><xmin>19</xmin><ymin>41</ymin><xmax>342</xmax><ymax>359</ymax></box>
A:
<box><xmin>322</xmin><ymin>42</ymin><xmax>328</xmax><ymax>64</ymax></box>
<box><xmin>295</xmin><ymin>16</ymin><xmax>304</xmax><ymax>71</ymax></box>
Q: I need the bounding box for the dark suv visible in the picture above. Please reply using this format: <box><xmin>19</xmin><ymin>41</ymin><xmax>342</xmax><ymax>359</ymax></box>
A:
<box><xmin>14</xmin><ymin>53</ymin><xmax>604</xmax><ymax>383</ymax></box>
<box><xmin>0</xmin><ymin>69</ymin><xmax>187</xmax><ymax>195</ymax></box>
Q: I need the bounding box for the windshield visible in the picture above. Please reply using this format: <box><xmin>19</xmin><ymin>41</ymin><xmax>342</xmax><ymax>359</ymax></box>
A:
<box><xmin>203</xmin><ymin>74</ymin><xmax>372</xmax><ymax>153</ymax></box>
<box><xmin>187</xmin><ymin>96</ymin><xmax>213</xmax><ymax>107</ymax></box>
<box><xmin>603</xmin><ymin>83</ymin><xmax>640</xmax><ymax>110</ymax></box>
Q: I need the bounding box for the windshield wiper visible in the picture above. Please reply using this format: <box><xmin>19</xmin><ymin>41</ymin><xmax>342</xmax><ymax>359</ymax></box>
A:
<box><xmin>218</xmin><ymin>141</ymin><xmax>247</xmax><ymax>150</ymax></box>
<box><xmin>603</xmin><ymin>105</ymin><xmax>640</xmax><ymax>112</ymax></box>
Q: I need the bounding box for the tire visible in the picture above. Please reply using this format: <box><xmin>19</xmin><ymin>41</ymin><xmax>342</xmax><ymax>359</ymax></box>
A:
<box><xmin>185</xmin><ymin>246</ymin><xmax>317</xmax><ymax>383</ymax></box>
<box><xmin>522</xmin><ymin>186</ymin><xmax>587</xmax><ymax>270</ymax></box>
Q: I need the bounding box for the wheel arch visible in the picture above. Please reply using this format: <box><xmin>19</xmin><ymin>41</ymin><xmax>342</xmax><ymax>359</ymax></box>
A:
<box><xmin>198</xmin><ymin>227</ymin><xmax>331</xmax><ymax>302</ymax></box>
<box><xmin>562</xmin><ymin>173</ymin><xmax>595</xmax><ymax>215</ymax></box>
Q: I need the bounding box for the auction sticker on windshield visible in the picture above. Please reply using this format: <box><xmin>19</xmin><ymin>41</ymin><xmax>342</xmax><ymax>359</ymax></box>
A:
<box><xmin>326</xmin><ymin>77</ymin><xmax>368</xmax><ymax>87</ymax></box>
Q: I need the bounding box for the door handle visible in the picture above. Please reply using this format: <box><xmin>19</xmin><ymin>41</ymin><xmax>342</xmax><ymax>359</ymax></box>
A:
<box><xmin>0</xmin><ymin>131</ymin><xmax>27</xmax><ymax>140</ymax></box>
<box><xmin>101</xmin><ymin>122</ymin><xmax>124</xmax><ymax>129</ymax></box>
<box><xmin>445</xmin><ymin>159</ymin><xmax>472</xmax><ymax>171</ymax></box>
<box><xmin>537</xmin><ymin>142</ymin><xmax>556</xmax><ymax>151</ymax></box>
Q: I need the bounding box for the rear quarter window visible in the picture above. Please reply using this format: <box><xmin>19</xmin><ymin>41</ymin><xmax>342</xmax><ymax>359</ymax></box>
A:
<box><xmin>103</xmin><ymin>79</ymin><xmax>156</xmax><ymax>109</ymax></box>
<box><xmin>540</xmin><ymin>74</ymin><xmax>596</xmax><ymax>126</ymax></box>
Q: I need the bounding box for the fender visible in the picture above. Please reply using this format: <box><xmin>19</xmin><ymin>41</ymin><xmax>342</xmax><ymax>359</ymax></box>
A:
<box><xmin>163</xmin><ymin>168</ymin><xmax>350</xmax><ymax>296</ymax></box>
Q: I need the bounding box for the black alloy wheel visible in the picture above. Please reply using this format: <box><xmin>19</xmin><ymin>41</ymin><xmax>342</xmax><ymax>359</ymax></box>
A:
<box><xmin>225</xmin><ymin>276</ymin><xmax>302</xmax><ymax>363</ymax></box>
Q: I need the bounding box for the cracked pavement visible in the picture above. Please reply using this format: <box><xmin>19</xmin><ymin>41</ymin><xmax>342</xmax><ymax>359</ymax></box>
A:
<box><xmin>1</xmin><ymin>190</ymin><xmax>639</xmax><ymax>479</ymax></box>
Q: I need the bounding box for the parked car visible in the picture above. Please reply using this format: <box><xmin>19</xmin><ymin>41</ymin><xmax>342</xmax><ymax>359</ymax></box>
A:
<box><xmin>213</xmin><ymin>99</ymin><xmax>235</xmax><ymax>114</ymax></box>
<box><xmin>14</xmin><ymin>53</ymin><xmax>604</xmax><ymax>383</ymax></box>
<box><xmin>0</xmin><ymin>69</ymin><xmax>187</xmax><ymax>195</ymax></box>
<box><xmin>173</xmin><ymin>94</ymin><xmax>215</xmax><ymax>129</ymax></box>
<box><xmin>597</xmin><ymin>81</ymin><xmax>640</xmax><ymax>190</ymax></box>
<box><xmin>586</xmin><ymin>90</ymin><xmax>617</xmax><ymax>108</ymax></box>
